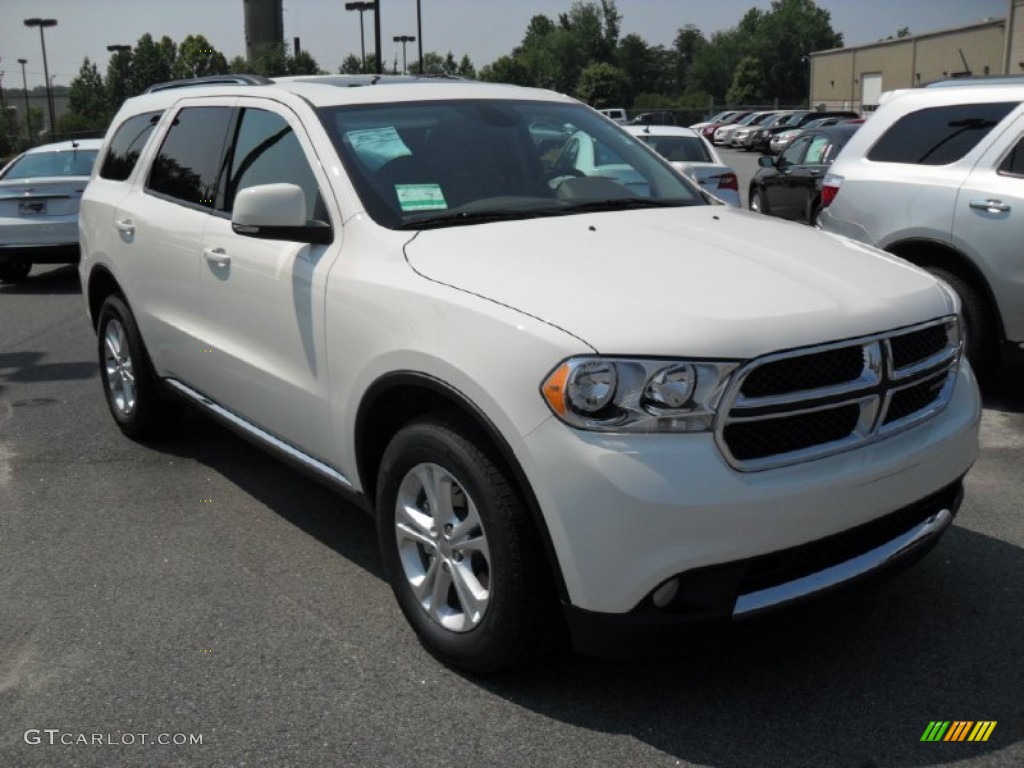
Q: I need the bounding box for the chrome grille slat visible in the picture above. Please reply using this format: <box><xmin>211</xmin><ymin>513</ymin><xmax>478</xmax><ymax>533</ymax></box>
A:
<box><xmin>716</xmin><ymin>318</ymin><xmax>961</xmax><ymax>471</ymax></box>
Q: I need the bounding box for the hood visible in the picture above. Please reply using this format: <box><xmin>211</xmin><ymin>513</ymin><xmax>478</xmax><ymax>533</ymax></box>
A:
<box><xmin>403</xmin><ymin>206</ymin><xmax>953</xmax><ymax>359</ymax></box>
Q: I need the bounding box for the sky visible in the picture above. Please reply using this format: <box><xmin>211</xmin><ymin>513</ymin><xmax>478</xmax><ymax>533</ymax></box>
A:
<box><xmin>0</xmin><ymin>0</ymin><xmax>1011</xmax><ymax>89</ymax></box>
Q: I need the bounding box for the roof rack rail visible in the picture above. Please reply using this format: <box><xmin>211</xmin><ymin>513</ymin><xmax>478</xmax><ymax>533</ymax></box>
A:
<box><xmin>143</xmin><ymin>74</ymin><xmax>273</xmax><ymax>94</ymax></box>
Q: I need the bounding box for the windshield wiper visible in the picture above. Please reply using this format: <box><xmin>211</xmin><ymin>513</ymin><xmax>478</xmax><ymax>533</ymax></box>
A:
<box><xmin>554</xmin><ymin>198</ymin><xmax>692</xmax><ymax>214</ymax></box>
<box><xmin>395</xmin><ymin>209</ymin><xmax>547</xmax><ymax>230</ymax></box>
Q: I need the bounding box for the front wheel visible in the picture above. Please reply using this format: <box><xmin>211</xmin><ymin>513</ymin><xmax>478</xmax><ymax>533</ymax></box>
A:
<box><xmin>376</xmin><ymin>414</ymin><xmax>560</xmax><ymax>674</ymax></box>
<box><xmin>0</xmin><ymin>261</ymin><xmax>31</xmax><ymax>283</ymax></box>
<box><xmin>749</xmin><ymin>189</ymin><xmax>766</xmax><ymax>213</ymax></box>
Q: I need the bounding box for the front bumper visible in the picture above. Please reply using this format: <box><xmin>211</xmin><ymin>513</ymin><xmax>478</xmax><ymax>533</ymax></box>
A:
<box><xmin>563</xmin><ymin>480</ymin><xmax>962</xmax><ymax>657</ymax></box>
<box><xmin>518</xmin><ymin>363</ymin><xmax>979</xmax><ymax>627</ymax></box>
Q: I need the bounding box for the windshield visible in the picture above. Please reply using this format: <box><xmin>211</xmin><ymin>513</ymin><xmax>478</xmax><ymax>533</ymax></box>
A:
<box><xmin>635</xmin><ymin>135</ymin><xmax>712</xmax><ymax>163</ymax></box>
<box><xmin>318</xmin><ymin>99</ymin><xmax>704</xmax><ymax>229</ymax></box>
<box><xmin>0</xmin><ymin>149</ymin><xmax>99</xmax><ymax>180</ymax></box>
<box><xmin>777</xmin><ymin>112</ymin><xmax>809</xmax><ymax>128</ymax></box>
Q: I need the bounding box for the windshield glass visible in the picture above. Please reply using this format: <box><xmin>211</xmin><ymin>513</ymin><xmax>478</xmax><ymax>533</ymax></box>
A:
<box><xmin>318</xmin><ymin>99</ymin><xmax>704</xmax><ymax>229</ymax></box>
<box><xmin>635</xmin><ymin>135</ymin><xmax>712</xmax><ymax>163</ymax></box>
<box><xmin>1</xmin><ymin>149</ymin><xmax>99</xmax><ymax>180</ymax></box>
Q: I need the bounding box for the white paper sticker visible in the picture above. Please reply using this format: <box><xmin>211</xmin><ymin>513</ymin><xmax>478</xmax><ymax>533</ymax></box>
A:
<box><xmin>346</xmin><ymin>127</ymin><xmax>412</xmax><ymax>170</ymax></box>
<box><xmin>395</xmin><ymin>184</ymin><xmax>447</xmax><ymax>211</ymax></box>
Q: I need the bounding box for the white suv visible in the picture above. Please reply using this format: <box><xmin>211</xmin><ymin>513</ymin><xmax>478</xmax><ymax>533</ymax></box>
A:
<box><xmin>818</xmin><ymin>83</ymin><xmax>1024</xmax><ymax>377</ymax></box>
<box><xmin>80</xmin><ymin>75</ymin><xmax>980</xmax><ymax>672</ymax></box>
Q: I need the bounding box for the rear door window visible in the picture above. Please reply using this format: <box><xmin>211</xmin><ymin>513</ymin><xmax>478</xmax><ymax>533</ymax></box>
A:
<box><xmin>867</xmin><ymin>102</ymin><xmax>1018</xmax><ymax>165</ymax></box>
<box><xmin>804</xmin><ymin>135</ymin><xmax>831</xmax><ymax>165</ymax></box>
<box><xmin>146</xmin><ymin>106</ymin><xmax>233</xmax><ymax>209</ymax></box>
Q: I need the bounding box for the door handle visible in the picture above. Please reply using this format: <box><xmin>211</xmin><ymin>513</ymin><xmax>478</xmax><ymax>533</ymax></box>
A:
<box><xmin>115</xmin><ymin>218</ymin><xmax>135</xmax><ymax>236</ymax></box>
<box><xmin>969</xmin><ymin>199</ymin><xmax>1011</xmax><ymax>213</ymax></box>
<box><xmin>203</xmin><ymin>247</ymin><xmax>231</xmax><ymax>267</ymax></box>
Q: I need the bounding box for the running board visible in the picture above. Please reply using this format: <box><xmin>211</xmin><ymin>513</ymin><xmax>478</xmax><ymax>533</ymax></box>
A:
<box><xmin>164</xmin><ymin>379</ymin><xmax>356</xmax><ymax>492</ymax></box>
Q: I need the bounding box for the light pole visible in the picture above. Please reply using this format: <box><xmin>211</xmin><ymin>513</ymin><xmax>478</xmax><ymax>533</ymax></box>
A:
<box><xmin>17</xmin><ymin>58</ymin><xmax>32</xmax><ymax>140</ymax></box>
<box><xmin>24</xmin><ymin>18</ymin><xmax>57</xmax><ymax>134</ymax></box>
<box><xmin>416</xmin><ymin>0</ymin><xmax>423</xmax><ymax>75</ymax></box>
<box><xmin>344</xmin><ymin>2</ymin><xmax>375</xmax><ymax>73</ymax></box>
<box><xmin>393</xmin><ymin>35</ymin><xmax>415</xmax><ymax>75</ymax></box>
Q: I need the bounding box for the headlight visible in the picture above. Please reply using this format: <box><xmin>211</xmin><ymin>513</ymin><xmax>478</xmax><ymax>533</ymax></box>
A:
<box><xmin>541</xmin><ymin>357</ymin><xmax>739</xmax><ymax>432</ymax></box>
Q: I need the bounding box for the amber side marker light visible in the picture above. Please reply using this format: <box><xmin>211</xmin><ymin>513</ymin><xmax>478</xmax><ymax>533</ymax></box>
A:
<box><xmin>542</xmin><ymin>363</ymin><xmax>570</xmax><ymax>416</ymax></box>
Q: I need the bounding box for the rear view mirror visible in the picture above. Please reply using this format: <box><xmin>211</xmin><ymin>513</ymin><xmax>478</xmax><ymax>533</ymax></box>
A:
<box><xmin>231</xmin><ymin>183</ymin><xmax>332</xmax><ymax>245</ymax></box>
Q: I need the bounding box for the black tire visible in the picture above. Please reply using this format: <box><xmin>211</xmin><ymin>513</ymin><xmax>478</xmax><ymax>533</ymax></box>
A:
<box><xmin>749</xmin><ymin>189</ymin><xmax>767</xmax><ymax>214</ymax></box>
<box><xmin>927</xmin><ymin>267</ymin><xmax>999</xmax><ymax>380</ymax></box>
<box><xmin>96</xmin><ymin>294</ymin><xmax>179</xmax><ymax>438</ymax></box>
<box><xmin>0</xmin><ymin>262</ymin><xmax>31</xmax><ymax>283</ymax></box>
<box><xmin>376</xmin><ymin>413</ymin><xmax>561</xmax><ymax>674</ymax></box>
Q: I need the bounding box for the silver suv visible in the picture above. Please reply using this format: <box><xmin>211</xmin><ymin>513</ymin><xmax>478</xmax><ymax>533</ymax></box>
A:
<box><xmin>819</xmin><ymin>83</ymin><xmax>1024</xmax><ymax>378</ymax></box>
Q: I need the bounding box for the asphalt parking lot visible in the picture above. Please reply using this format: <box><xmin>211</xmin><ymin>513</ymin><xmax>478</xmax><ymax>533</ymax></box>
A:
<box><xmin>1</xmin><ymin>253</ymin><xmax>1021</xmax><ymax>766</ymax></box>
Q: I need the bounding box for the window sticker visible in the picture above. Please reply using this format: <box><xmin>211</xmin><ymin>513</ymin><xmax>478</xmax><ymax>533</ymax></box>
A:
<box><xmin>346</xmin><ymin>127</ymin><xmax>412</xmax><ymax>171</ymax></box>
<box><xmin>395</xmin><ymin>184</ymin><xmax>447</xmax><ymax>211</ymax></box>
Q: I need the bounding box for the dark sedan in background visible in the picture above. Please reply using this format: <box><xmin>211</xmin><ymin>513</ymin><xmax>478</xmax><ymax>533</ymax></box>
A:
<box><xmin>749</xmin><ymin>110</ymin><xmax>859</xmax><ymax>154</ymax></box>
<box><xmin>748</xmin><ymin>123</ymin><xmax>860</xmax><ymax>225</ymax></box>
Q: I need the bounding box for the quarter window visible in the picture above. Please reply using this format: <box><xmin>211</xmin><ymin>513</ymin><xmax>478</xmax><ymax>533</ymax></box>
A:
<box><xmin>100</xmin><ymin>111</ymin><xmax>163</xmax><ymax>181</ymax></box>
<box><xmin>147</xmin><ymin>107</ymin><xmax>233</xmax><ymax>208</ymax></box>
<box><xmin>998</xmin><ymin>135</ymin><xmax>1024</xmax><ymax>177</ymax></box>
<box><xmin>867</xmin><ymin>102</ymin><xmax>1017</xmax><ymax>165</ymax></box>
<box><xmin>224</xmin><ymin>108</ymin><xmax>326</xmax><ymax>222</ymax></box>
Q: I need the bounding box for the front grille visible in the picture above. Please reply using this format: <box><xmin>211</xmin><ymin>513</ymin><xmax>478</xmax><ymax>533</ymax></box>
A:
<box><xmin>741</xmin><ymin>346</ymin><xmax>864</xmax><ymax>398</ymax></box>
<box><xmin>723</xmin><ymin>405</ymin><xmax>860</xmax><ymax>461</ymax></box>
<box><xmin>717</xmin><ymin>318</ymin><xmax>960</xmax><ymax>471</ymax></box>
<box><xmin>884</xmin><ymin>373</ymin><xmax>947</xmax><ymax>425</ymax></box>
<box><xmin>889</xmin><ymin>324</ymin><xmax>950</xmax><ymax>371</ymax></box>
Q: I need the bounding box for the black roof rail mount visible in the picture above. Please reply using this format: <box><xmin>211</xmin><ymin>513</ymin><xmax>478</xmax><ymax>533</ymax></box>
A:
<box><xmin>143</xmin><ymin>74</ymin><xmax>273</xmax><ymax>94</ymax></box>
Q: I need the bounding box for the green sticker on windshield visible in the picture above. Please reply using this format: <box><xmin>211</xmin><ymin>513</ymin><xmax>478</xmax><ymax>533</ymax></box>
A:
<box><xmin>396</xmin><ymin>184</ymin><xmax>447</xmax><ymax>211</ymax></box>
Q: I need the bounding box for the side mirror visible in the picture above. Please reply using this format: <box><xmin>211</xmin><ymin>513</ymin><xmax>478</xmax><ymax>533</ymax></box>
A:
<box><xmin>231</xmin><ymin>183</ymin><xmax>332</xmax><ymax>245</ymax></box>
<box><xmin>758</xmin><ymin>155</ymin><xmax>775</xmax><ymax>168</ymax></box>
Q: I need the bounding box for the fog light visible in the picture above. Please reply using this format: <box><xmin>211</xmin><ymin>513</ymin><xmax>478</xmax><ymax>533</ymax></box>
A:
<box><xmin>652</xmin><ymin>578</ymin><xmax>679</xmax><ymax>609</ymax></box>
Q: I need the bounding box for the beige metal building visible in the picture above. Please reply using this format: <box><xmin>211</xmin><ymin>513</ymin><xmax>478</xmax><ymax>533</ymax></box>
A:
<box><xmin>809</xmin><ymin>1</ymin><xmax>1024</xmax><ymax>112</ymax></box>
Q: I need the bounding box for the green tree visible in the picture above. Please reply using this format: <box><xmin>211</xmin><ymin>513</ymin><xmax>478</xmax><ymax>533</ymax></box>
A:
<box><xmin>228</xmin><ymin>55</ymin><xmax>249</xmax><ymax>74</ymax></box>
<box><xmin>105</xmin><ymin>48</ymin><xmax>134</xmax><ymax>112</ymax></box>
<box><xmin>69</xmin><ymin>57</ymin><xmax>108</xmax><ymax>122</ymax></box>
<box><xmin>575</xmin><ymin>61</ymin><xmax>629</xmax><ymax>107</ymax></box>
<box><xmin>457</xmin><ymin>55</ymin><xmax>476</xmax><ymax>79</ymax></box>
<box><xmin>174</xmin><ymin>35</ymin><xmax>229</xmax><ymax>79</ymax></box>
<box><xmin>672</xmin><ymin>24</ymin><xmax>707</xmax><ymax>95</ymax></box>
<box><xmin>338</xmin><ymin>53</ymin><xmax>374</xmax><ymax>74</ymax></box>
<box><xmin>726</xmin><ymin>55</ymin><xmax>766</xmax><ymax>105</ymax></box>
<box><xmin>755</xmin><ymin>0</ymin><xmax>842</xmax><ymax>104</ymax></box>
<box><xmin>128</xmin><ymin>33</ymin><xmax>174</xmax><ymax>94</ymax></box>
<box><xmin>478</xmin><ymin>55</ymin><xmax>531</xmax><ymax>86</ymax></box>
<box><xmin>287</xmin><ymin>50</ymin><xmax>322</xmax><ymax>75</ymax></box>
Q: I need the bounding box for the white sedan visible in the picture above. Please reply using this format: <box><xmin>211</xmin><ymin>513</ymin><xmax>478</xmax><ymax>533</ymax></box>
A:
<box><xmin>625</xmin><ymin>125</ymin><xmax>741</xmax><ymax>206</ymax></box>
<box><xmin>0</xmin><ymin>139</ymin><xmax>102</xmax><ymax>282</ymax></box>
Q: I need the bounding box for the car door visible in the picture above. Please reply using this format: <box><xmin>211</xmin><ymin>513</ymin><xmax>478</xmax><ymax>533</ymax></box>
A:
<box><xmin>952</xmin><ymin>116</ymin><xmax>1024</xmax><ymax>345</ymax></box>
<box><xmin>111</xmin><ymin>103</ymin><xmax>235</xmax><ymax>381</ymax></box>
<box><xmin>197</xmin><ymin>102</ymin><xmax>342</xmax><ymax>462</ymax></box>
<box><xmin>763</xmin><ymin>134</ymin><xmax>812</xmax><ymax>218</ymax></box>
<box><xmin>787</xmin><ymin>133</ymin><xmax>832</xmax><ymax>222</ymax></box>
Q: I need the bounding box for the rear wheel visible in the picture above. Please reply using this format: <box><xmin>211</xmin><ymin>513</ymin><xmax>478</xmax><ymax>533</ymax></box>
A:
<box><xmin>97</xmin><ymin>294</ymin><xmax>179</xmax><ymax>438</ymax></box>
<box><xmin>927</xmin><ymin>267</ymin><xmax>999</xmax><ymax>380</ymax></box>
<box><xmin>376</xmin><ymin>413</ymin><xmax>560</xmax><ymax>674</ymax></box>
<box><xmin>0</xmin><ymin>262</ymin><xmax>31</xmax><ymax>283</ymax></box>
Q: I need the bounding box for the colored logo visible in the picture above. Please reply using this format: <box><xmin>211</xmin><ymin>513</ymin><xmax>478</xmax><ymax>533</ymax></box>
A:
<box><xmin>921</xmin><ymin>721</ymin><xmax>997</xmax><ymax>742</ymax></box>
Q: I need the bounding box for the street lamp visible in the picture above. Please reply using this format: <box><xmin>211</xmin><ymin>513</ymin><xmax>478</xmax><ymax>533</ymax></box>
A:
<box><xmin>344</xmin><ymin>2</ymin><xmax>374</xmax><ymax>73</ymax></box>
<box><xmin>24</xmin><ymin>17</ymin><xmax>57</xmax><ymax>134</ymax></box>
<box><xmin>416</xmin><ymin>0</ymin><xmax>423</xmax><ymax>75</ymax></box>
<box><xmin>17</xmin><ymin>58</ymin><xmax>32</xmax><ymax>140</ymax></box>
<box><xmin>393</xmin><ymin>35</ymin><xmax>415</xmax><ymax>75</ymax></box>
